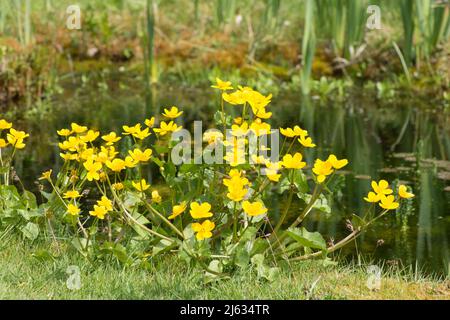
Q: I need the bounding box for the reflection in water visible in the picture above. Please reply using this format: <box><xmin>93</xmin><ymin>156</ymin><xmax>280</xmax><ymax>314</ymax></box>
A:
<box><xmin>5</xmin><ymin>78</ymin><xmax>450</xmax><ymax>276</ymax></box>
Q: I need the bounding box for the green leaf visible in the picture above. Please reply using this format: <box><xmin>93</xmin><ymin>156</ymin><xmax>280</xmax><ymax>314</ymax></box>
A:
<box><xmin>286</xmin><ymin>227</ymin><xmax>327</xmax><ymax>251</ymax></box>
<box><xmin>22</xmin><ymin>191</ymin><xmax>37</xmax><ymax>209</ymax></box>
<box><xmin>153</xmin><ymin>239</ymin><xmax>176</xmax><ymax>256</ymax></box>
<box><xmin>292</xmin><ymin>170</ymin><xmax>309</xmax><ymax>193</ymax></box>
<box><xmin>297</xmin><ymin>193</ymin><xmax>331</xmax><ymax>214</ymax></box>
<box><xmin>20</xmin><ymin>222</ymin><xmax>39</xmax><ymax>240</ymax></box>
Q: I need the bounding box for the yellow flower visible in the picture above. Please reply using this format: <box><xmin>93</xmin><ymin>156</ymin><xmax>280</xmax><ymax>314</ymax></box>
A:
<box><xmin>162</xmin><ymin>106</ymin><xmax>183</xmax><ymax>119</ymax></box>
<box><xmin>145</xmin><ymin>117</ymin><xmax>155</xmax><ymax>127</ymax></box>
<box><xmin>132</xmin><ymin>127</ymin><xmax>151</xmax><ymax>140</ymax></box>
<box><xmin>39</xmin><ymin>169</ymin><xmax>52</xmax><ymax>181</ymax></box>
<box><xmin>71</xmin><ymin>123</ymin><xmax>88</xmax><ymax>134</ymax></box>
<box><xmin>0</xmin><ymin>119</ymin><xmax>13</xmax><ymax>130</ymax></box>
<box><xmin>222</xmin><ymin>90</ymin><xmax>247</xmax><ymax>105</ymax></box>
<box><xmin>265</xmin><ymin>162</ymin><xmax>282</xmax><ymax>182</ymax></box>
<box><xmin>250</xmin><ymin>119</ymin><xmax>271</xmax><ymax>136</ymax></box>
<box><xmin>282</xmin><ymin>153</ymin><xmax>306</xmax><ymax>170</ymax></box>
<box><xmin>190</xmin><ymin>202</ymin><xmax>213</xmax><ymax>219</ymax></box>
<box><xmin>132</xmin><ymin>179</ymin><xmax>150</xmax><ymax>192</ymax></box>
<box><xmin>122</xmin><ymin>124</ymin><xmax>141</xmax><ymax>135</ymax></box>
<box><xmin>371</xmin><ymin>180</ymin><xmax>393</xmax><ymax>195</ymax></box>
<box><xmin>102</xmin><ymin>132</ymin><xmax>121</xmax><ymax>145</ymax></box>
<box><xmin>226</xmin><ymin>185</ymin><xmax>248</xmax><ymax>202</ymax></box>
<box><xmin>83</xmin><ymin>159</ymin><xmax>102</xmax><ymax>181</ymax></box>
<box><xmin>231</xmin><ymin>122</ymin><xmax>249</xmax><ymax>136</ymax></box>
<box><xmin>223</xmin><ymin>172</ymin><xmax>250</xmax><ymax>189</ymax></box>
<box><xmin>7</xmin><ymin>128</ymin><xmax>29</xmax><ymax>149</ymax></box>
<box><xmin>67</xmin><ymin>204</ymin><xmax>81</xmax><ymax>216</ymax></box>
<box><xmin>379</xmin><ymin>195</ymin><xmax>399</xmax><ymax>210</ymax></box>
<box><xmin>128</xmin><ymin>148</ymin><xmax>152</xmax><ymax>162</ymax></box>
<box><xmin>192</xmin><ymin>220</ymin><xmax>215</xmax><ymax>240</ymax></box>
<box><xmin>97</xmin><ymin>196</ymin><xmax>113</xmax><ymax>211</ymax></box>
<box><xmin>211</xmin><ymin>77</ymin><xmax>233</xmax><ymax>91</ymax></box>
<box><xmin>63</xmin><ymin>190</ymin><xmax>82</xmax><ymax>199</ymax></box>
<box><xmin>112</xmin><ymin>182</ymin><xmax>124</xmax><ymax>191</ymax></box>
<box><xmin>254</xmin><ymin>108</ymin><xmax>272</xmax><ymax>119</ymax></box>
<box><xmin>152</xmin><ymin>190</ymin><xmax>162</xmax><ymax>204</ymax></box>
<box><xmin>124</xmin><ymin>156</ymin><xmax>138</xmax><ymax>168</ymax></box>
<box><xmin>80</xmin><ymin>130</ymin><xmax>100</xmax><ymax>143</ymax></box>
<box><xmin>0</xmin><ymin>138</ymin><xmax>9</xmax><ymax>148</ymax></box>
<box><xmin>59</xmin><ymin>136</ymin><xmax>82</xmax><ymax>152</ymax></box>
<box><xmin>168</xmin><ymin>202</ymin><xmax>187</xmax><ymax>219</ymax></box>
<box><xmin>327</xmin><ymin>154</ymin><xmax>348</xmax><ymax>169</ymax></box>
<box><xmin>242</xmin><ymin>200</ymin><xmax>268</xmax><ymax>217</ymax></box>
<box><xmin>298</xmin><ymin>136</ymin><xmax>316</xmax><ymax>148</ymax></box>
<box><xmin>57</xmin><ymin>128</ymin><xmax>72</xmax><ymax>137</ymax></box>
<box><xmin>153</xmin><ymin>121</ymin><xmax>182</xmax><ymax>136</ymax></box>
<box><xmin>60</xmin><ymin>153</ymin><xmax>78</xmax><ymax>161</ymax></box>
<box><xmin>312</xmin><ymin>159</ymin><xmax>334</xmax><ymax>183</ymax></box>
<box><xmin>398</xmin><ymin>185</ymin><xmax>414</xmax><ymax>199</ymax></box>
<box><xmin>89</xmin><ymin>205</ymin><xmax>108</xmax><ymax>219</ymax></box>
<box><xmin>251</xmin><ymin>155</ymin><xmax>269</xmax><ymax>165</ymax></box>
<box><xmin>364</xmin><ymin>191</ymin><xmax>380</xmax><ymax>203</ymax></box>
<box><xmin>203</xmin><ymin>130</ymin><xmax>223</xmax><ymax>145</ymax></box>
<box><xmin>280</xmin><ymin>126</ymin><xmax>308</xmax><ymax>138</ymax></box>
<box><xmin>106</xmin><ymin>158</ymin><xmax>126</xmax><ymax>172</ymax></box>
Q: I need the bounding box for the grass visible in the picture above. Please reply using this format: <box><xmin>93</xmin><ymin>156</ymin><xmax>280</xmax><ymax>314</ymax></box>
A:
<box><xmin>0</xmin><ymin>238</ymin><xmax>448</xmax><ymax>300</ymax></box>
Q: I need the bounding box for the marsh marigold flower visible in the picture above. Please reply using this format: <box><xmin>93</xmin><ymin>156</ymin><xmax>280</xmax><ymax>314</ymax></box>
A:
<box><xmin>63</xmin><ymin>190</ymin><xmax>82</xmax><ymax>199</ymax></box>
<box><xmin>71</xmin><ymin>123</ymin><xmax>88</xmax><ymax>134</ymax></box>
<box><xmin>298</xmin><ymin>136</ymin><xmax>316</xmax><ymax>148</ymax></box>
<box><xmin>145</xmin><ymin>117</ymin><xmax>155</xmax><ymax>127</ymax></box>
<box><xmin>39</xmin><ymin>169</ymin><xmax>52</xmax><ymax>181</ymax></box>
<box><xmin>327</xmin><ymin>154</ymin><xmax>348</xmax><ymax>169</ymax></box>
<box><xmin>168</xmin><ymin>202</ymin><xmax>187</xmax><ymax>219</ymax></box>
<box><xmin>242</xmin><ymin>201</ymin><xmax>268</xmax><ymax>217</ymax></box>
<box><xmin>312</xmin><ymin>159</ymin><xmax>333</xmax><ymax>183</ymax></box>
<box><xmin>280</xmin><ymin>126</ymin><xmax>308</xmax><ymax>138</ymax></box>
<box><xmin>97</xmin><ymin>196</ymin><xmax>113</xmax><ymax>211</ymax></box>
<box><xmin>398</xmin><ymin>185</ymin><xmax>414</xmax><ymax>199</ymax></box>
<box><xmin>132</xmin><ymin>127</ymin><xmax>151</xmax><ymax>140</ymax></box>
<box><xmin>83</xmin><ymin>159</ymin><xmax>102</xmax><ymax>181</ymax></box>
<box><xmin>0</xmin><ymin>139</ymin><xmax>8</xmax><ymax>148</ymax></box>
<box><xmin>7</xmin><ymin>128</ymin><xmax>29</xmax><ymax>149</ymax></box>
<box><xmin>57</xmin><ymin>128</ymin><xmax>72</xmax><ymax>137</ymax></box>
<box><xmin>128</xmin><ymin>148</ymin><xmax>152</xmax><ymax>162</ymax></box>
<box><xmin>106</xmin><ymin>159</ymin><xmax>126</xmax><ymax>172</ymax></box>
<box><xmin>80</xmin><ymin>130</ymin><xmax>100</xmax><ymax>143</ymax></box>
<box><xmin>379</xmin><ymin>195</ymin><xmax>399</xmax><ymax>210</ymax></box>
<box><xmin>162</xmin><ymin>106</ymin><xmax>183</xmax><ymax>119</ymax></box>
<box><xmin>190</xmin><ymin>202</ymin><xmax>213</xmax><ymax>219</ymax></box>
<box><xmin>364</xmin><ymin>192</ymin><xmax>380</xmax><ymax>203</ymax></box>
<box><xmin>192</xmin><ymin>220</ymin><xmax>215</xmax><ymax>240</ymax></box>
<box><xmin>102</xmin><ymin>132</ymin><xmax>121</xmax><ymax>145</ymax></box>
<box><xmin>67</xmin><ymin>204</ymin><xmax>81</xmax><ymax>216</ymax></box>
<box><xmin>151</xmin><ymin>190</ymin><xmax>162</xmax><ymax>204</ymax></box>
<box><xmin>0</xmin><ymin>119</ymin><xmax>13</xmax><ymax>130</ymax></box>
<box><xmin>89</xmin><ymin>205</ymin><xmax>108</xmax><ymax>219</ymax></box>
<box><xmin>211</xmin><ymin>78</ymin><xmax>233</xmax><ymax>91</ymax></box>
<box><xmin>282</xmin><ymin>153</ymin><xmax>306</xmax><ymax>170</ymax></box>
<box><xmin>371</xmin><ymin>180</ymin><xmax>393</xmax><ymax>195</ymax></box>
<box><xmin>132</xmin><ymin>179</ymin><xmax>150</xmax><ymax>192</ymax></box>
<box><xmin>122</xmin><ymin>123</ymin><xmax>141</xmax><ymax>135</ymax></box>
<box><xmin>153</xmin><ymin>121</ymin><xmax>181</xmax><ymax>136</ymax></box>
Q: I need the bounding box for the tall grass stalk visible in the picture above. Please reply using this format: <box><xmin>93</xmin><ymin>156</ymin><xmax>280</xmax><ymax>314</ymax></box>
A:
<box><xmin>300</xmin><ymin>0</ymin><xmax>316</xmax><ymax>95</ymax></box>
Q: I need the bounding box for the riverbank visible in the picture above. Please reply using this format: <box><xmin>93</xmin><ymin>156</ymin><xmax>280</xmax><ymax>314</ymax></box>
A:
<box><xmin>0</xmin><ymin>238</ymin><xmax>448</xmax><ymax>300</ymax></box>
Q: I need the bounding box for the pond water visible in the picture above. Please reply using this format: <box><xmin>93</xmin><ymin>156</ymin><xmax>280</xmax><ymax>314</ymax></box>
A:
<box><xmin>4</xmin><ymin>72</ymin><xmax>450</xmax><ymax>276</ymax></box>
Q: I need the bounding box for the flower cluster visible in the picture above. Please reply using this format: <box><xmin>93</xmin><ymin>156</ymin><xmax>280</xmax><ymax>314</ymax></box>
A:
<box><xmin>364</xmin><ymin>180</ymin><xmax>414</xmax><ymax>210</ymax></box>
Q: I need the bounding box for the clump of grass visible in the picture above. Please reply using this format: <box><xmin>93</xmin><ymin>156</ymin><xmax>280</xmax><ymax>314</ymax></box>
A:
<box><xmin>0</xmin><ymin>237</ymin><xmax>447</xmax><ymax>299</ymax></box>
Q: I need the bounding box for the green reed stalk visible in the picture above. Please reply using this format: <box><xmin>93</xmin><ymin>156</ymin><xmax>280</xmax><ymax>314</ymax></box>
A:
<box><xmin>300</xmin><ymin>0</ymin><xmax>316</xmax><ymax>95</ymax></box>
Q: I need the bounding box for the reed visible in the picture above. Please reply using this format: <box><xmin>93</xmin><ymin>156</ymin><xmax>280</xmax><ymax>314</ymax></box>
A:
<box><xmin>300</xmin><ymin>0</ymin><xmax>316</xmax><ymax>95</ymax></box>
